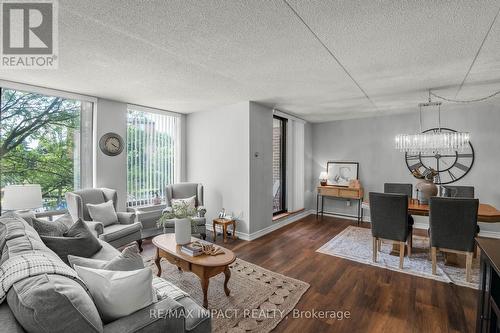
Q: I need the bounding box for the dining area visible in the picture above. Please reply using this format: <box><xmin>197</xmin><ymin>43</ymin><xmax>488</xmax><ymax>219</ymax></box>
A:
<box><xmin>366</xmin><ymin>183</ymin><xmax>500</xmax><ymax>283</ymax></box>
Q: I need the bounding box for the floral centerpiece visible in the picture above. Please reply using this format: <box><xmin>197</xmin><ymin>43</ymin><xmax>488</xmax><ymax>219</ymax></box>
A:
<box><xmin>157</xmin><ymin>201</ymin><xmax>197</xmax><ymax>245</ymax></box>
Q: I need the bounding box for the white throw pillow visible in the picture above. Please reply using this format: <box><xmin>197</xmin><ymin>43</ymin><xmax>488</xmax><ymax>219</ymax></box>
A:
<box><xmin>86</xmin><ymin>200</ymin><xmax>118</xmax><ymax>226</ymax></box>
<box><xmin>74</xmin><ymin>265</ymin><xmax>154</xmax><ymax>323</ymax></box>
<box><xmin>171</xmin><ymin>195</ymin><xmax>196</xmax><ymax>210</ymax></box>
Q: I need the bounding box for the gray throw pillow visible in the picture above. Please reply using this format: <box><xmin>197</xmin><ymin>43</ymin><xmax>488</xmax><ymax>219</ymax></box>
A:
<box><xmin>68</xmin><ymin>244</ymin><xmax>144</xmax><ymax>271</ymax></box>
<box><xmin>32</xmin><ymin>217</ymin><xmax>69</xmax><ymax>236</ymax></box>
<box><xmin>7</xmin><ymin>274</ymin><xmax>103</xmax><ymax>333</ymax></box>
<box><xmin>41</xmin><ymin>219</ymin><xmax>102</xmax><ymax>264</ymax></box>
<box><xmin>86</xmin><ymin>200</ymin><xmax>118</xmax><ymax>226</ymax></box>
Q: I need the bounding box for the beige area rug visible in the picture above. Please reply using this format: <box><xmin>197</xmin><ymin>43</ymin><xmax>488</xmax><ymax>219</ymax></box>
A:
<box><xmin>317</xmin><ymin>226</ymin><xmax>479</xmax><ymax>289</ymax></box>
<box><xmin>146</xmin><ymin>257</ymin><xmax>309</xmax><ymax>333</ymax></box>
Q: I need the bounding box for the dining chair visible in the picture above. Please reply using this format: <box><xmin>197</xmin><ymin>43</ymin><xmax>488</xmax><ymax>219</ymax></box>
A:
<box><xmin>369</xmin><ymin>192</ymin><xmax>412</xmax><ymax>269</ymax></box>
<box><xmin>429</xmin><ymin>197</ymin><xmax>479</xmax><ymax>282</ymax></box>
<box><xmin>442</xmin><ymin>185</ymin><xmax>474</xmax><ymax>198</ymax></box>
<box><xmin>384</xmin><ymin>183</ymin><xmax>413</xmax><ymax>197</ymax></box>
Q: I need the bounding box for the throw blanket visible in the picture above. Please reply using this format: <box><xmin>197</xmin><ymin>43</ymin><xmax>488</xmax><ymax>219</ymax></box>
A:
<box><xmin>152</xmin><ymin>276</ymin><xmax>188</xmax><ymax>301</ymax></box>
<box><xmin>0</xmin><ymin>252</ymin><xmax>84</xmax><ymax>303</ymax></box>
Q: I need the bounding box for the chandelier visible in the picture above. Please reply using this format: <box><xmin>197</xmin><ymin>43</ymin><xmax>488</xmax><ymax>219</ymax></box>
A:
<box><xmin>395</xmin><ymin>95</ymin><xmax>470</xmax><ymax>154</ymax></box>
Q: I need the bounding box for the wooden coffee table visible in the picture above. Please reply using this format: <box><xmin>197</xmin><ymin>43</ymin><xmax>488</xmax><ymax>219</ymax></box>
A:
<box><xmin>152</xmin><ymin>234</ymin><xmax>236</xmax><ymax>308</ymax></box>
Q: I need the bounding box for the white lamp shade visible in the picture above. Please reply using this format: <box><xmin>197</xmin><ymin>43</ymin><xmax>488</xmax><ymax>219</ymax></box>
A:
<box><xmin>3</xmin><ymin>184</ymin><xmax>43</xmax><ymax>210</ymax></box>
<box><xmin>319</xmin><ymin>171</ymin><xmax>328</xmax><ymax>180</ymax></box>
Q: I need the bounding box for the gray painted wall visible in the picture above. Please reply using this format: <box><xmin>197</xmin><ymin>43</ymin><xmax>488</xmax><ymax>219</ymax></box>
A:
<box><xmin>311</xmin><ymin>102</ymin><xmax>500</xmax><ymax>233</ymax></box>
<box><xmin>249</xmin><ymin>102</ymin><xmax>273</xmax><ymax>234</ymax></box>
<box><xmin>94</xmin><ymin>99</ymin><xmax>128</xmax><ymax>210</ymax></box>
<box><xmin>186</xmin><ymin>102</ymin><xmax>251</xmax><ymax>234</ymax></box>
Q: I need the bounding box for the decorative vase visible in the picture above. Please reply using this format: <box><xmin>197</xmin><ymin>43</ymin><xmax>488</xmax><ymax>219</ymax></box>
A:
<box><xmin>174</xmin><ymin>218</ymin><xmax>191</xmax><ymax>245</ymax></box>
<box><xmin>416</xmin><ymin>179</ymin><xmax>438</xmax><ymax>204</ymax></box>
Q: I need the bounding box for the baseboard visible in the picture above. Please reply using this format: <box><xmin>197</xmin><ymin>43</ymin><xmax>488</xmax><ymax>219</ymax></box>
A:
<box><xmin>206</xmin><ymin>210</ymin><xmax>313</xmax><ymax>241</ymax></box>
<box><xmin>247</xmin><ymin>210</ymin><xmax>312</xmax><ymax>240</ymax></box>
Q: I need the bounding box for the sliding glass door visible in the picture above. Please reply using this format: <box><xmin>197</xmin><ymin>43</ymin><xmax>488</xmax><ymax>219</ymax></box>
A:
<box><xmin>273</xmin><ymin>115</ymin><xmax>287</xmax><ymax>214</ymax></box>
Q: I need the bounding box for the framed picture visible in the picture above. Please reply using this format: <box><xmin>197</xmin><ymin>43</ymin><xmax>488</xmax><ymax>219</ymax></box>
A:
<box><xmin>326</xmin><ymin>161</ymin><xmax>359</xmax><ymax>187</ymax></box>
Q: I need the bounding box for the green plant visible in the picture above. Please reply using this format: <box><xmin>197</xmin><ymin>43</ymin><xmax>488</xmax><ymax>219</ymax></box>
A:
<box><xmin>157</xmin><ymin>201</ymin><xmax>197</xmax><ymax>228</ymax></box>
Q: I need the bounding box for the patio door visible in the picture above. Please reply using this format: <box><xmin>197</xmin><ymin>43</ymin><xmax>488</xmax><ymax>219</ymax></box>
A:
<box><xmin>273</xmin><ymin>115</ymin><xmax>287</xmax><ymax>214</ymax></box>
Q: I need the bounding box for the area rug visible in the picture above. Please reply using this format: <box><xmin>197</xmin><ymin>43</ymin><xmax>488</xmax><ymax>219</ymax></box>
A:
<box><xmin>317</xmin><ymin>226</ymin><xmax>479</xmax><ymax>289</ymax></box>
<box><xmin>146</xmin><ymin>257</ymin><xmax>309</xmax><ymax>333</ymax></box>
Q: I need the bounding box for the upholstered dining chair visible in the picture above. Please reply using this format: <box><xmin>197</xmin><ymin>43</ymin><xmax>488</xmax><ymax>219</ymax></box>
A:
<box><xmin>384</xmin><ymin>183</ymin><xmax>413</xmax><ymax>197</ymax></box>
<box><xmin>429</xmin><ymin>197</ymin><xmax>478</xmax><ymax>282</ymax></box>
<box><xmin>162</xmin><ymin>183</ymin><xmax>206</xmax><ymax>239</ymax></box>
<box><xmin>65</xmin><ymin>188</ymin><xmax>143</xmax><ymax>250</ymax></box>
<box><xmin>442</xmin><ymin>185</ymin><xmax>475</xmax><ymax>198</ymax></box>
<box><xmin>369</xmin><ymin>192</ymin><xmax>412</xmax><ymax>269</ymax></box>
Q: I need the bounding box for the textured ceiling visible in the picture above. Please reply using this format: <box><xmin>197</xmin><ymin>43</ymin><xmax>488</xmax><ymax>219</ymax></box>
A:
<box><xmin>0</xmin><ymin>0</ymin><xmax>499</xmax><ymax>122</ymax></box>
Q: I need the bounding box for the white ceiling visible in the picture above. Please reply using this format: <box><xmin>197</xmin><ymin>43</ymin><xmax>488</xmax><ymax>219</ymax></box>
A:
<box><xmin>1</xmin><ymin>0</ymin><xmax>499</xmax><ymax>122</ymax></box>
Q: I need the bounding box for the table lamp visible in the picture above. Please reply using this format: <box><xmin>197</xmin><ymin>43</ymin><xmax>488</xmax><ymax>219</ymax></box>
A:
<box><xmin>319</xmin><ymin>171</ymin><xmax>328</xmax><ymax>186</ymax></box>
<box><xmin>3</xmin><ymin>184</ymin><xmax>43</xmax><ymax>212</ymax></box>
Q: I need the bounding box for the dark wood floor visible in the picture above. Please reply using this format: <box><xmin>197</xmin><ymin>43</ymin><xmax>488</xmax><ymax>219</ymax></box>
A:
<box><xmin>142</xmin><ymin>215</ymin><xmax>477</xmax><ymax>333</ymax></box>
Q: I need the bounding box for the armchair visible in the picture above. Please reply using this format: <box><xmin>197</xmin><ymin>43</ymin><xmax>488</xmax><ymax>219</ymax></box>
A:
<box><xmin>65</xmin><ymin>188</ymin><xmax>143</xmax><ymax>250</ymax></box>
<box><xmin>161</xmin><ymin>183</ymin><xmax>206</xmax><ymax>239</ymax></box>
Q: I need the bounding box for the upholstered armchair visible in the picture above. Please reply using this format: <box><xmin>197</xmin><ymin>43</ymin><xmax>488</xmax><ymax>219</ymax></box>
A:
<box><xmin>65</xmin><ymin>188</ymin><xmax>143</xmax><ymax>250</ymax></box>
<box><xmin>161</xmin><ymin>183</ymin><xmax>206</xmax><ymax>239</ymax></box>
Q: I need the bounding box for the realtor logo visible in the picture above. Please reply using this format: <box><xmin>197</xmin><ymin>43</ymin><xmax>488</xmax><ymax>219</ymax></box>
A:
<box><xmin>1</xmin><ymin>0</ymin><xmax>58</xmax><ymax>68</ymax></box>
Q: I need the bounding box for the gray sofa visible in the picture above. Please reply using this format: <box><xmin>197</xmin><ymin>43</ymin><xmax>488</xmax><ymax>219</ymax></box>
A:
<box><xmin>66</xmin><ymin>188</ymin><xmax>143</xmax><ymax>250</ymax></box>
<box><xmin>162</xmin><ymin>183</ymin><xmax>207</xmax><ymax>239</ymax></box>
<box><xmin>0</xmin><ymin>216</ymin><xmax>211</xmax><ymax>333</ymax></box>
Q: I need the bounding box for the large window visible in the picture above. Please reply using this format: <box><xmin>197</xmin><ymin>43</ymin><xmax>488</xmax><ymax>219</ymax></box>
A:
<box><xmin>127</xmin><ymin>107</ymin><xmax>180</xmax><ymax>207</ymax></box>
<box><xmin>0</xmin><ymin>87</ymin><xmax>93</xmax><ymax>211</ymax></box>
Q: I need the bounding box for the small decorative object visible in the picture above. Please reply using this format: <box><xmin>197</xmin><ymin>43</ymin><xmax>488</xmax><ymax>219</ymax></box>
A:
<box><xmin>348</xmin><ymin>179</ymin><xmax>361</xmax><ymax>189</ymax></box>
<box><xmin>99</xmin><ymin>132</ymin><xmax>124</xmax><ymax>156</ymax></box>
<box><xmin>414</xmin><ymin>168</ymin><xmax>438</xmax><ymax>204</ymax></box>
<box><xmin>319</xmin><ymin>171</ymin><xmax>328</xmax><ymax>186</ymax></box>
<box><xmin>191</xmin><ymin>240</ymin><xmax>225</xmax><ymax>256</ymax></box>
<box><xmin>326</xmin><ymin>161</ymin><xmax>359</xmax><ymax>187</ymax></box>
<box><xmin>157</xmin><ymin>201</ymin><xmax>197</xmax><ymax>245</ymax></box>
<box><xmin>152</xmin><ymin>191</ymin><xmax>161</xmax><ymax>205</ymax></box>
<box><xmin>218</xmin><ymin>208</ymin><xmax>226</xmax><ymax>219</ymax></box>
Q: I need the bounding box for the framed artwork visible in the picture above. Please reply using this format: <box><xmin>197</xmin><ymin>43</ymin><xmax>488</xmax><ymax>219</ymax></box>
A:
<box><xmin>326</xmin><ymin>161</ymin><xmax>359</xmax><ymax>187</ymax></box>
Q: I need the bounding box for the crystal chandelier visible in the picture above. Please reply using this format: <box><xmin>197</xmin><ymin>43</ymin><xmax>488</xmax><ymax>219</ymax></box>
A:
<box><xmin>395</xmin><ymin>95</ymin><xmax>470</xmax><ymax>154</ymax></box>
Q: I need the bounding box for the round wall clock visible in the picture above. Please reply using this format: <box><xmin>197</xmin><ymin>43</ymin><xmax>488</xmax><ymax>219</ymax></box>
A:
<box><xmin>405</xmin><ymin>128</ymin><xmax>475</xmax><ymax>185</ymax></box>
<box><xmin>99</xmin><ymin>132</ymin><xmax>124</xmax><ymax>156</ymax></box>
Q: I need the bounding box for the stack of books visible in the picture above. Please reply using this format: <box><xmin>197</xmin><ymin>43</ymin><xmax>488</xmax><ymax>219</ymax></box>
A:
<box><xmin>181</xmin><ymin>242</ymin><xmax>203</xmax><ymax>257</ymax></box>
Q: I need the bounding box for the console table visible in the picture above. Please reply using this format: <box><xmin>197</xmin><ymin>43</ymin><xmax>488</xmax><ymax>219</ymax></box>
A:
<box><xmin>476</xmin><ymin>237</ymin><xmax>500</xmax><ymax>332</ymax></box>
<box><xmin>316</xmin><ymin>186</ymin><xmax>364</xmax><ymax>225</ymax></box>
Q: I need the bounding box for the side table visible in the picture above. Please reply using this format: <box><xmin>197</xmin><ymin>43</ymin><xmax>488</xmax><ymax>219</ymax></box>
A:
<box><xmin>212</xmin><ymin>218</ymin><xmax>237</xmax><ymax>243</ymax></box>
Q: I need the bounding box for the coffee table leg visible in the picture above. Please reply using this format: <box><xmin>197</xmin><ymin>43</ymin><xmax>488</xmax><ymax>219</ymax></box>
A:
<box><xmin>201</xmin><ymin>277</ymin><xmax>209</xmax><ymax>308</ymax></box>
<box><xmin>223</xmin><ymin>266</ymin><xmax>231</xmax><ymax>296</ymax></box>
<box><xmin>155</xmin><ymin>248</ymin><xmax>162</xmax><ymax>277</ymax></box>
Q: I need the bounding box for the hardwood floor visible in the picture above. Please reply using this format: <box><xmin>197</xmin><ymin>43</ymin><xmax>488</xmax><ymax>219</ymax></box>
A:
<box><xmin>142</xmin><ymin>215</ymin><xmax>477</xmax><ymax>333</ymax></box>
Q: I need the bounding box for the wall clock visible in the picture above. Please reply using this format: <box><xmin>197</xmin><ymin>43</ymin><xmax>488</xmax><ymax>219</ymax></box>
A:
<box><xmin>99</xmin><ymin>132</ymin><xmax>124</xmax><ymax>156</ymax></box>
<box><xmin>405</xmin><ymin>128</ymin><xmax>474</xmax><ymax>185</ymax></box>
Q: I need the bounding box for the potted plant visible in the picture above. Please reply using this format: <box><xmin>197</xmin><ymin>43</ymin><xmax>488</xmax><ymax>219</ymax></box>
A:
<box><xmin>157</xmin><ymin>201</ymin><xmax>197</xmax><ymax>245</ymax></box>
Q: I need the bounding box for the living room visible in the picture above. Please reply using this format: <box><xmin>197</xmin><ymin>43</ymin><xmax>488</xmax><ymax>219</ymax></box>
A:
<box><xmin>1</xmin><ymin>1</ymin><xmax>500</xmax><ymax>332</ymax></box>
